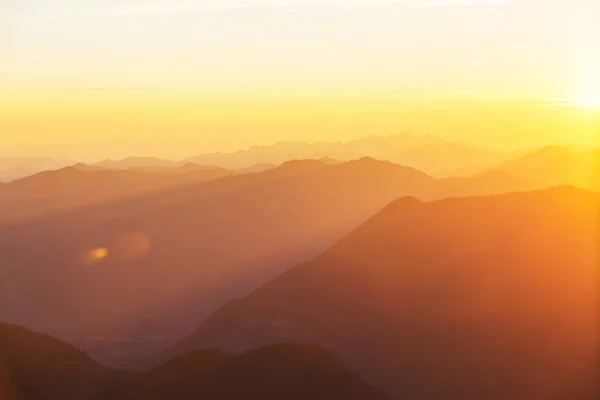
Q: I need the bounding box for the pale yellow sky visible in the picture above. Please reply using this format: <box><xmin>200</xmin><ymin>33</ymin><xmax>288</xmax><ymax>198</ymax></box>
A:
<box><xmin>1</xmin><ymin>0</ymin><xmax>598</xmax><ymax>159</ymax></box>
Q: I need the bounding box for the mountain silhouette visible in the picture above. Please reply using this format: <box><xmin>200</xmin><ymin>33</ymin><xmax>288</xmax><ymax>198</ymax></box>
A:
<box><xmin>0</xmin><ymin>158</ymin><xmax>74</xmax><ymax>182</ymax></box>
<box><xmin>1</xmin><ymin>323</ymin><xmax>386</xmax><ymax>400</ymax></box>
<box><xmin>0</xmin><ymin>165</ymin><xmax>233</xmax><ymax>222</ymax></box>
<box><xmin>0</xmin><ymin>323</ymin><xmax>122</xmax><ymax>400</ymax></box>
<box><xmin>0</xmin><ymin>158</ymin><xmax>436</xmax><ymax>367</ymax></box>
<box><xmin>0</xmin><ymin>166</ymin><xmax>39</xmax><ymax>183</ymax></box>
<box><xmin>186</xmin><ymin>133</ymin><xmax>511</xmax><ymax>174</ymax></box>
<box><xmin>233</xmin><ymin>163</ymin><xmax>277</xmax><ymax>174</ymax></box>
<box><xmin>165</xmin><ymin>186</ymin><xmax>599</xmax><ymax>400</ymax></box>
<box><xmin>93</xmin><ymin>157</ymin><xmax>183</xmax><ymax>170</ymax></box>
<box><xmin>0</xmin><ymin>158</ymin><xmax>548</xmax><ymax>368</ymax></box>
<box><xmin>115</xmin><ymin>344</ymin><xmax>388</xmax><ymax>400</ymax></box>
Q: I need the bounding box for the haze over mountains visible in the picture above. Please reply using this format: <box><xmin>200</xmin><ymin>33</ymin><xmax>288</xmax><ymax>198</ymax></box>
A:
<box><xmin>0</xmin><ymin>153</ymin><xmax>560</xmax><ymax>367</ymax></box>
<box><xmin>166</xmin><ymin>187</ymin><xmax>599</xmax><ymax>400</ymax></box>
<box><xmin>0</xmin><ymin>133</ymin><xmax>598</xmax><ymax>399</ymax></box>
<box><xmin>4</xmin><ymin>0</ymin><xmax>599</xmax><ymax>395</ymax></box>
<box><xmin>2</xmin><ymin>140</ymin><xmax>596</xmax><ymax>225</ymax></box>
<box><xmin>1</xmin><ymin>133</ymin><xmax>511</xmax><ymax>181</ymax></box>
<box><xmin>186</xmin><ymin>133</ymin><xmax>511</xmax><ymax>175</ymax></box>
<box><xmin>488</xmin><ymin>146</ymin><xmax>600</xmax><ymax>190</ymax></box>
<box><xmin>3</xmin><ymin>133</ymin><xmax>596</xmax><ymax>184</ymax></box>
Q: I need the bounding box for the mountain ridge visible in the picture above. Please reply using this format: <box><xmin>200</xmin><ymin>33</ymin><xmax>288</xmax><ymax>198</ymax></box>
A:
<box><xmin>163</xmin><ymin>186</ymin><xmax>599</xmax><ymax>400</ymax></box>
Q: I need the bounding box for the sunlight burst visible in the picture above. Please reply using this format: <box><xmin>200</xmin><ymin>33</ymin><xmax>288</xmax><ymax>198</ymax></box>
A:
<box><xmin>578</xmin><ymin>91</ymin><xmax>600</xmax><ymax>110</ymax></box>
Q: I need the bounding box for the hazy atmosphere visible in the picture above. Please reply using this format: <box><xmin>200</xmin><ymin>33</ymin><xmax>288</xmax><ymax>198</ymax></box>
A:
<box><xmin>2</xmin><ymin>0</ymin><xmax>599</xmax><ymax>159</ymax></box>
<box><xmin>0</xmin><ymin>1</ymin><xmax>598</xmax><ymax>400</ymax></box>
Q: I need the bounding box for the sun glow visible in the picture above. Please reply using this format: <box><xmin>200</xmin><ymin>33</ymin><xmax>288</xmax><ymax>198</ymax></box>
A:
<box><xmin>578</xmin><ymin>91</ymin><xmax>600</xmax><ymax>110</ymax></box>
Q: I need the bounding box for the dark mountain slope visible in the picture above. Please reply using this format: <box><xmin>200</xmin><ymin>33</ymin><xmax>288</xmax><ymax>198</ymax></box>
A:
<box><xmin>204</xmin><ymin>344</ymin><xmax>389</xmax><ymax>400</ymax></box>
<box><xmin>0</xmin><ymin>323</ymin><xmax>123</xmax><ymax>400</ymax></box>
<box><xmin>167</xmin><ymin>186</ymin><xmax>600</xmax><ymax>400</ymax></box>
<box><xmin>117</xmin><ymin>344</ymin><xmax>388</xmax><ymax>400</ymax></box>
<box><xmin>0</xmin><ymin>323</ymin><xmax>386</xmax><ymax>400</ymax></box>
<box><xmin>112</xmin><ymin>350</ymin><xmax>232</xmax><ymax>400</ymax></box>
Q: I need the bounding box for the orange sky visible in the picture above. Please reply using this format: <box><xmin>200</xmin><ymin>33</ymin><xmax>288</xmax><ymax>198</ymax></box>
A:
<box><xmin>1</xmin><ymin>0</ymin><xmax>599</xmax><ymax>160</ymax></box>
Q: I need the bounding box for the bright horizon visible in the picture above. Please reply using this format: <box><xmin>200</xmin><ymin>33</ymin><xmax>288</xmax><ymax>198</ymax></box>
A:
<box><xmin>1</xmin><ymin>0</ymin><xmax>599</xmax><ymax>160</ymax></box>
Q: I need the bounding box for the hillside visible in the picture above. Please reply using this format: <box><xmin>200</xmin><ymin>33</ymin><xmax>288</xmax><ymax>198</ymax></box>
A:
<box><xmin>116</xmin><ymin>344</ymin><xmax>388</xmax><ymax>400</ymax></box>
<box><xmin>166</xmin><ymin>186</ymin><xmax>599</xmax><ymax>400</ymax></box>
<box><xmin>0</xmin><ymin>323</ymin><xmax>386</xmax><ymax>400</ymax></box>
<box><xmin>0</xmin><ymin>323</ymin><xmax>122</xmax><ymax>400</ymax></box>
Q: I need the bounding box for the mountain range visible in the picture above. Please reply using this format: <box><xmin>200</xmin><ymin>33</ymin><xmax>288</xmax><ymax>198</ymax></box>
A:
<box><xmin>186</xmin><ymin>133</ymin><xmax>511</xmax><ymax>175</ymax></box>
<box><xmin>164</xmin><ymin>186</ymin><xmax>599</xmax><ymax>400</ymax></box>
<box><xmin>1</xmin><ymin>141</ymin><xmax>598</xmax><ymax>399</ymax></box>
<box><xmin>0</xmin><ymin>157</ymin><xmax>545</xmax><ymax>368</ymax></box>
<box><xmin>0</xmin><ymin>164</ymin><xmax>233</xmax><ymax>222</ymax></box>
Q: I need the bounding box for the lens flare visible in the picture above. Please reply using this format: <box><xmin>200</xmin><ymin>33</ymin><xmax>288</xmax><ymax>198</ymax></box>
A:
<box><xmin>91</xmin><ymin>247</ymin><xmax>109</xmax><ymax>259</ymax></box>
<box><xmin>83</xmin><ymin>247</ymin><xmax>109</xmax><ymax>264</ymax></box>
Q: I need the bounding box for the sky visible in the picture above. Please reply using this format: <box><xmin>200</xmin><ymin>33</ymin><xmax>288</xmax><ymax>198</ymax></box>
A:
<box><xmin>0</xmin><ymin>0</ymin><xmax>599</xmax><ymax>160</ymax></box>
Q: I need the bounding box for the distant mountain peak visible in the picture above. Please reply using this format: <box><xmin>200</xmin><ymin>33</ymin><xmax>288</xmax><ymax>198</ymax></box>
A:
<box><xmin>278</xmin><ymin>159</ymin><xmax>329</xmax><ymax>171</ymax></box>
<box><xmin>319</xmin><ymin>157</ymin><xmax>342</xmax><ymax>165</ymax></box>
